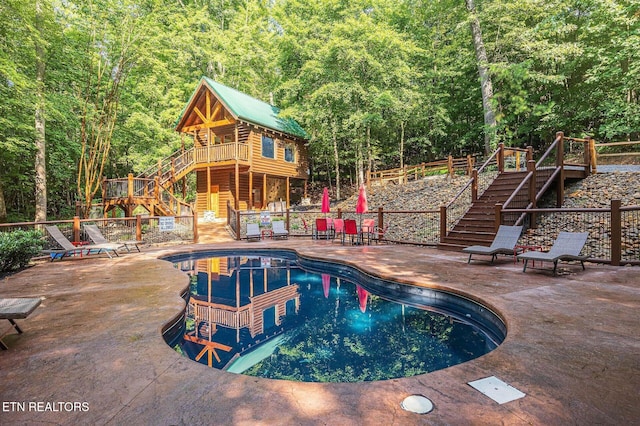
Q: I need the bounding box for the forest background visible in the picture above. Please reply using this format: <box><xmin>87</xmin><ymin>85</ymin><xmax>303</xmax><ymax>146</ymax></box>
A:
<box><xmin>1</xmin><ymin>0</ymin><xmax>638</xmax><ymax>222</ymax></box>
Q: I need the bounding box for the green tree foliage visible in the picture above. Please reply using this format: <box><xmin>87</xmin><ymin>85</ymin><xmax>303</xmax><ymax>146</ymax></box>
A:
<box><xmin>0</xmin><ymin>0</ymin><xmax>637</xmax><ymax>220</ymax></box>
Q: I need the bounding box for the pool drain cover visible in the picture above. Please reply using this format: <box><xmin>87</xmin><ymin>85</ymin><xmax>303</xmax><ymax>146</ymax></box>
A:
<box><xmin>468</xmin><ymin>376</ymin><xmax>526</xmax><ymax>404</ymax></box>
<box><xmin>401</xmin><ymin>395</ymin><xmax>433</xmax><ymax>414</ymax></box>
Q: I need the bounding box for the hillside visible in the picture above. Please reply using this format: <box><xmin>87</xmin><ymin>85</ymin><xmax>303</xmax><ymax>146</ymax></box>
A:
<box><xmin>335</xmin><ymin>172</ymin><xmax>640</xmax><ymax>212</ymax></box>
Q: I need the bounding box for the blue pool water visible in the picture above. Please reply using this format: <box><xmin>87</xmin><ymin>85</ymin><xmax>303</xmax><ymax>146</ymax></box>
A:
<box><xmin>164</xmin><ymin>250</ymin><xmax>506</xmax><ymax>383</ymax></box>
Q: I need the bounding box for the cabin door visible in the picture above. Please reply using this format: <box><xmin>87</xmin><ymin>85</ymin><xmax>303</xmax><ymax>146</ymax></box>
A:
<box><xmin>209</xmin><ymin>185</ymin><xmax>219</xmax><ymax>217</ymax></box>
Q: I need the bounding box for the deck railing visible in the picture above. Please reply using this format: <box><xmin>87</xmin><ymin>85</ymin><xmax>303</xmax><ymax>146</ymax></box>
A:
<box><xmin>368</xmin><ymin>155</ymin><xmax>475</xmax><ymax>186</ymax></box>
<box><xmin>0</xmin><ymin>214</ymin><xmax>198</xmax><ymax>251</ymax></box>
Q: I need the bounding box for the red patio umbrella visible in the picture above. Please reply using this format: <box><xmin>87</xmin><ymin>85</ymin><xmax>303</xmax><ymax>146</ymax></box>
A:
<box><xmin>355</xmin><ymin>184</ymin><xmax>368</xmax><ymax>242</ymax></box>
<box><xmin>356</xmin><ymin>285</ymin><xmax>368</xmax><ymax>313</ymax></box>
<box><xmin>322</xmin><ymin>274</ymin><xmax>331</xmax><ymax>298</ymax></box>
<box><xmin>321</xmin><ymin>187</ymin><xmax>330</xmax><ymax>215</ymax></box>
<box><xmin>355</xmin><ymin>184</ymin><xmax>368</xmax><ymax>215</ymax></box>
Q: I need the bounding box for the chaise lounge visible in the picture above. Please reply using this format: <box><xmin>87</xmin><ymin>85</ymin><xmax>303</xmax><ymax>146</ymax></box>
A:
<box><xmin>44</xmin><ymin>225</ymin><xmax>121</xmax><ymax>260</ymax></box>
<box><xmin>463</xmin><ymin>225</ymin><xmax>523</xmax><ymax>263</ymax></box>
<box><xmin>83</xmin><ymin>224</ymin><xmax>143</xmax><ymax>252</ymax></box>
<box><xmin>272</xmin><ymin>221</ymin><xmax>289</xmax><ymax>239</ymax></box>
<box><xmin>246</xmin><ymin>223</ymin><xmax>261</xmax><ymax>241</ymax></box>
<box><xmin>517</xmin><ymin>231</ymin><xmax>589</xmax><ymax>275</ymax></box>
<box><xmin>0</xmin><ymin>298</ymin><xmax>42</xmax><ymax>349</ymax></box>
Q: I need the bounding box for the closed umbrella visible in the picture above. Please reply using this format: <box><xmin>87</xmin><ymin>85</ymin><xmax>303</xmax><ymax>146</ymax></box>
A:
<box><xmin>321</xmin><ymin>187</ymin><xmax>330</xmax><ymax>215</ymax></box>
<box><xmin>355</xmin><ymin>184</ymin><xmax>368</xmax><ymax>243</ymax></box>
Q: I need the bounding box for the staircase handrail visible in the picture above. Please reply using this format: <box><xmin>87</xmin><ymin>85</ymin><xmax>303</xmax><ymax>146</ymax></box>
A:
<box><xmin>445</xmin><ymin>145</ymin><xmax>501</xmax><ymax>209</ymax></box>
<box><xmin>137</xmin><ymin>146</ymin><xmax>194</xmax><ymax>179</ymax></box>
<box><xmin>156</xmin><ymin>185</ymin><xmax>193</xmax><ymax>216</ymax></box>
<box><xmin>501</xmin><ymin>133</ymin><xmax>565</xmax><ymax>226</ymax></box>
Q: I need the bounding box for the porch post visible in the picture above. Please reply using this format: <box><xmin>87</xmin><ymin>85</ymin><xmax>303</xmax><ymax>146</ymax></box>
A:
<box><xmin>263</xmin><ymin>173</ymin><xmax>267</xmax><ymax>209</ymax></box>
<box><xmin>286</xmin><ymin>176</ymin><xmax>290</xmax><ymax>209</ymax></box>
<box><xmin>249</xmin><ymin>171</ymin><xmax>254</xmax><ymax>209</ymax></box>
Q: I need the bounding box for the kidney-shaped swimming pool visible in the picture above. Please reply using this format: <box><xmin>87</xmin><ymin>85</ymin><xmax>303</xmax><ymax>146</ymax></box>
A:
<box><xmin>162</xmin><ymin>249</ymin><xmax>506</xmax><ymax>383</ymax></box>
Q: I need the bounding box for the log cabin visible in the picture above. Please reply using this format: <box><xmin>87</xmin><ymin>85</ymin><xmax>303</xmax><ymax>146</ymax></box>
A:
<box><xmin>175</xmin><ymin>77</ymin><xmax>309</xmax><ymax>218</ymax></box>
<box><xmin>103</xmin><ymin>77</ymin><xmax>309</xmax><ymax>219</ymax></box>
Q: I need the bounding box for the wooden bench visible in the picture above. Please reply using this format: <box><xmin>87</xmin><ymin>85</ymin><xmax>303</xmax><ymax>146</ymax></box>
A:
<box><xmin>0</xmin><ymin>298</ymin><xmax>42</xmax><ymax>349</ymax></box>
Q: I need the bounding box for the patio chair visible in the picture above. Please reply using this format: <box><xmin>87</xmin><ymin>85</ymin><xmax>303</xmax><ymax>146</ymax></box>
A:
<box><xmin>83</xmin><ymin>224</ymin><xmax>142</xmax><ymax>252</ymax></box>
<box><xmin>332</xmin><ymin>219</ymin><xmax>344</xmax><ymax>243</ymax></box>
<box><xmin>343</xmin><ymin>219</ymin><xmax>359</xmax><ymax>245</ymax></box>
<box><xmin>246</xmin><ymin>223</ymin><xmax>261</xmax><ymax>241</ymax></box>
<box><xmin>272</xmin><ymin>221</ymin><xmax>289</xmax><ymax>239</ymax></box>
<box><xmin>0</xmin><ymin>298</ymin><xmax>42</xmax><ymax>349</ymax></box>
<box><xmin>314</xmin><ymin>218</ymin><xmax>330</xmax><ymax>240</ymax></box>
<box><xmin>44</xmin><ymin>225</ymin><xmax>120</xmax><ymax>261</ymax></box>
<box><xmin>361</xmin><ymin>219</ymin><xmax>376</xmax><ymax>245</ymax></box>
<box><xmin>371</xmin><ymin>223</ymin><xmax>389</xmax><ymax>244</ymax></box>
<box><xmin>462</xmin><ymin>225</ymin><xmax>523</xmax><ymax>264</ymax></box>
<box><xmin>517</xmin><ymin>232</ymin><xmax>588</xmax><ymax>275</ymax></box>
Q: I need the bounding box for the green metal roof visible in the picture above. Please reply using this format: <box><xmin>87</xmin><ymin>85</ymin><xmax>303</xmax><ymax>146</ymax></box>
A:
<box><xmin>179</xmin><ymin>77</ymin><xmax>307</xmax><ymax>140</ymax></box>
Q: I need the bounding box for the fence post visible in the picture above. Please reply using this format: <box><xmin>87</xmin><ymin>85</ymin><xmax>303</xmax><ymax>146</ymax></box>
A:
<box><xmin>494</xmin><ymin>204</ymin><xmax>502</xmax><ymax>232</ymax></box>
<box><xmin>471</xmin><ymin>169</ymin><xmax>478</xmax><ymax>202</ymax></box>
<box><xmin>556</xmin><ymin>132</ymin><xmax>565</xmax><ymax>207</ymax></box>
<box><xmin>448</xmin><ymin>155</ymin><xmax>454</xmax><ymax>178</ymax></box>
<box><xmin>235</xmin><ymin>209</ymin><xmax>241</xmax><ymax>241</ymax></box>
<box><xmin>497</xmin><ymin>143</ymin><xmax>505</xmax><ymax>172</ymax></box>
<box><xmin>192</xmin><ymin>210</ymin><xmax>199</xmax><ymax>243</ymax></box>
<box><xmin>466</xmin><ymin>155</ymin><xmax>473</xmax><ymax>175</ymax></box>
<box><xmin>583</xmin><ymin>136</ymin><xmax>592</xmax><ymax>177</ymax></box>
<box><xmin>337</xmin><ymin>208</ymin><xmax>342</xmax><ymax>219</ymax></box>
<box><xmin>136</xmin><ymin>214</ymin><xmax>142</xmax><ymax>242</ymax></box>
<box><xmin>528</xmin><ymin>160</ymin><xmax>537</xmax><ymax>226</ymax></box>
<box><xmin>611</xmin><ymin>199</ymin><xmax>621</xmax><ymax>266</ymax></box>
<box><xmin>377</xmin><ymin>207</ymin><xmax>384</xmax><ymax>241</ymax></box>
<box><xmin>73</xmin><ymin>216</ymin><xmax>81</xmax><ymax>243</ymax></box>
<box><xmin>590</xmin><ymin>138</ymin><xmax>597</xmax><ymax>174</ymax></box>
<box><xmin>286</xmin><ymin>209</ymin><xmax>290</xmax><ymax>231</ymax></box>
<box><xmin>439</xmin><ymin>205</ymin><xmax>447</xmax><ymax>241</ymax></box>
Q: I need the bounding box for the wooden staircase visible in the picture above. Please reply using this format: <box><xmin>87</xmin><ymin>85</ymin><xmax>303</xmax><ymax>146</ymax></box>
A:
<box><xmin>439</xmin><ymin>172</ymin><xmax>528</xmax><ymax>249</ymax></box>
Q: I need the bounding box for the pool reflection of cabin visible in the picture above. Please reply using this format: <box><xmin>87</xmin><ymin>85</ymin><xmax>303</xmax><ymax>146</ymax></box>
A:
<box><xmin>181</xmin><ymin>256</ymin><xmax>301</xmax><ymax>368</ymax></box>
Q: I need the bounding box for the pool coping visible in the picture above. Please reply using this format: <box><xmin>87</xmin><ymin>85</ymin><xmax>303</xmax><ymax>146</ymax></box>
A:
<box><xmin>0</xmin><ymin>239</ymin><xmax>638</xmax><ymax>425</ymax></box>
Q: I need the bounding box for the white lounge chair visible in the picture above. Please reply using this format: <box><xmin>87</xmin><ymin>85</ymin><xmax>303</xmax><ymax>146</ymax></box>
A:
<box><xmin>83</xmin><ymin>224</ymin><xmax>142</xmax><ymax>252</ymax></box>
<box><xmin>272</xmin><ymin>221</ymin><xmax>289</xmax><ymax>239</ymax></box>
<box><xmin>517</xmin><ymin>232</ymin><xmax>588</xmax><ymax>275</ymax></box>
<box><xmin>246</xmin><ymin>223</ymin><xmax>261</xmax><ymax>241</ymax></box>
<box><xmin>462</xmin><ymin>225</ymin><xmax>523</xmax><ymax>263</ymax></box>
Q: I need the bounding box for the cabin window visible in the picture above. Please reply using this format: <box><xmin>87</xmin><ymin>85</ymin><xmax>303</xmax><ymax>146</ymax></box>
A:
<box><xmin>224</xmin><ymin>134</ymin><xmax>232</xmax><ymax>143</ymax></box>
<box><xmin>262</xmin><ymin>135</ymin><xmax>275</xmax><ymax>159</ymax></box>
<box><xmin>284</xmin><ymin>144</ymin><xmax>295</xmax><ymax>163</ymax></box>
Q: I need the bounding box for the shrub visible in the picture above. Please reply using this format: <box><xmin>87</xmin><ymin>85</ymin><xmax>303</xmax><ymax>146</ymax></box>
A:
<box><xmin>0</xmin><ymin>229</ymin><xmax>45</xmax><ymax>272</ymax></box>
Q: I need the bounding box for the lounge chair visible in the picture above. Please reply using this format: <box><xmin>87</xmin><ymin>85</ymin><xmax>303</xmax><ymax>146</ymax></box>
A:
<box><xmin>462</xmin><ymin>225</ymin><xmax>523</xmax><ymax>264</ymax></box>
<box><xmin>246</xmin><ymin>223</ymin><xmax>261</xmax><ymax>241</ymax></box>
<box><xmin>517</xmin><ymin>232</ymin><xmax>588</xmax><ymax>275</ymax></box>
<box><xmin>44</xmin><ymin>225</ymin><xmax>120</xmax><ymax>261</ymax></box>
<box><xmin>83</xmin><ymin>224</ymin><xmax>142</xmax><ymax>252</ymax></box>
<box><xmin>272</xmin><ymin>221</ymin><xmax>289</xmax><ymax>239</ymax></box>
<box><xmin>0</xmin><ymin>298</ymin><xmax>42</xmax><ymax>349</ymax></box>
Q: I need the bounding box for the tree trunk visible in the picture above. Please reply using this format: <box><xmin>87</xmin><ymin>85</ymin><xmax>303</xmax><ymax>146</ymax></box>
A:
<box><xmin>400</xmin><ymin>120</ymin><xmax>405</xmax><ymax>169</ymax></box>
<box><xmin>366</xmin><ymin>126</ymin><xmax>372</xmax><ymax>186</ymax></box>
<box><xmin>465</xmin><ymin>0</ymin><xmax>497</xmax><ymax>155</ymax></box>
<box><xmin>332</xmin><ymin>124</ymin><xmax>340</xmax><ymax>200</ymax></box>
<box><xmin>34</xmin><ymin>0</ymin><xmax>47</xmax><ymax>222</ymax></box>
<box><xmin>0</xmin><ymin>181</ymin><xmax>7</xmax><ymax>222</ymax></box>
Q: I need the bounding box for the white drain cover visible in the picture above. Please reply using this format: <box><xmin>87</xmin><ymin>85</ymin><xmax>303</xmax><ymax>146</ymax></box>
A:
<box><xmin>468</xmin><ymin>376</ymin><xmax>526</xmax><ymax>404</ymax></box>
<box><xmin>401</xmin><ymin>395</ymin><xmax>434</xmax><ymax>414</ymax></box>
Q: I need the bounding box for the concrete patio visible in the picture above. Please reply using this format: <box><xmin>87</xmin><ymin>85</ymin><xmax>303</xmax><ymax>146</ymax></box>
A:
<box><xmin>0</xmin><ymin>238</ymin><xmax>638</xmax><ymax>425</ymax></box>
